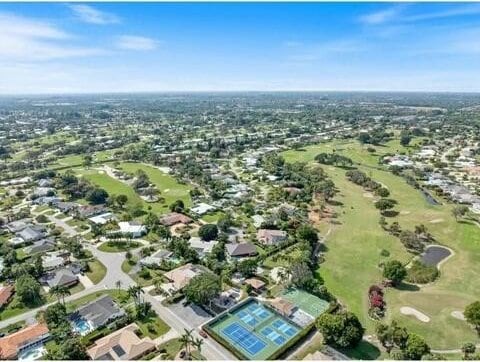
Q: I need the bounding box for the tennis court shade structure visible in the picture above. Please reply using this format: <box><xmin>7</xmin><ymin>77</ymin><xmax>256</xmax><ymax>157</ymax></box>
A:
<box><xmin>206</xmin><ymin>299</ymin><xmax>302</xmax><ymax>360</ymax></box>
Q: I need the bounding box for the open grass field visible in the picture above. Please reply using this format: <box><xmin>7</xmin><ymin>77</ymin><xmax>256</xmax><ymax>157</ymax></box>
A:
<box><xmin>118</xmin><ymin>162</ymin><xmax>192</xmax><ymax>210</ymax></box>
<box><xmin>77</xmin><ymin>168</ymin><xmax>145</xmax><ymax>209</ymax></box>
<box><xmin>282</xmin><ymin>138</ymin><xmax>480</xmax><ymax>350</ymax></box>
<box><xmin>86</xmin><ymin>259</ymin><xmax>107</xmax><ymax>284</ymax></box>
<box><xmin>77</xmin><ymin>163</ymin><xmax>191</xmax><ymax>215</ymax></box>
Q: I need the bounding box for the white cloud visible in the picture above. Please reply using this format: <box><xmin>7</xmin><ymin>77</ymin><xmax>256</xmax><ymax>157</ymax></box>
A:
<box><xmin>359</xmin><ymin>5</ymin><xmax>405</xmax><ymax>25</ymax></box>
<box><xmin>68</xmin><ymin>4</ymin><xmax>120</xmax><ymax>25</ymax></box>
<box><xmin>115</xmin><ymin>35</ymin><xmax>159</xmax><ymax>51</ymax></box>
<box><xmin>0</xmin><ymin>12</ymin><xmax>68</xmax><ymax>39</ymax></box>
<box><xmin>0</xmin><ymin>12</ymin><xmax>105</xmax><ymax>61</ymax></box>
<box><xmin>360</xmin><ymin>4</ymin><xmax>480</xmax><ymax>26</ymax></box>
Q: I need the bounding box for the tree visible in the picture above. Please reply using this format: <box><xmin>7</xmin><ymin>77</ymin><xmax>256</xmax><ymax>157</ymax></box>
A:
<box><xmin>169</xmin><ymin>199</ymin><xmax>185</xmax><ymax>212</ymax></box>
<box><xmin>237</xmin><ymin>259</ymin><xmax>257</xmax><ymax>277</ymax></box>
<box><xmin>375</xmin><ymin>198</ymin><xmax>396</xmax><ymax>212</ymax></box>
<box><xmin>116</xmin><ymin>194</ymin><xmax>128</xmax><ymax>209</ymax></box>
<box><xmin>383</xmin><ymin>260</ymin><xmax>407</xmax><ymax>286</ymax></box>
<box><xmin>45</xmin><ymin>303</ymin><xmax>68</xmax><ymax>328</ymax></box>
<box><xmin>184</xmin><ymin>272</ymin><xmax>221</xmax><ymax>306</ymax></box>
<box><xmin>57</xmin><ymin>337</ymin><xmax>89</xmax><ymax>360</ymax></box>
<box><xmin>464</xmin><ymin>301</ymin><xmax>480</xmax><ymax>332</ymax></box>
<box><xmin>86</xmin><ymin>187</ymin><xmax>109</xmax><ymax>204</ymax></box>
<box><xmin>296</xmin><ymin>224</ymin><xmax>319</xmax><ymax>247</ymax></box>
<box><xmin>108</xmin><ymin>281</ymin><xmax>119</xmax><ymax>296</ymax></box>
<box><xmin>198</xmin><ymin>224</ymin><xmax>218</xmax><ymax>241</ymax></box>
<box><xmin>452</xmin><ymin>205</ymin><xmax>469</xmax><ymax>221</ymax></box>
<box><xmin>217</xmin><ymin>214</ymin><xmax>232</xmax><ymax>233</ymax></box>
<box><xmin>462</xmin><ymin>342</ymin><xmax>476</xmax><ymax>359</ymax></box>
<box><xmin>316</xmin><ymin>312</ymin><xmax>364</xmax><ymax>348</ymax></box>
<box><xmin>403</xmin><ymin>333</ymin><xmax>430</xmax><ymax>360</ymax></box>
<box><xmin>83</xmin><ymin>154</ymin><xmax>93</xmax><ymax>168</ymax></box>
<box><xmin>376</xmin><ymin>320</ymin><xmax>408</xmax><ymax>353</ymax></box>
<box><xmin>400</xmin><ymin>134</ymin><xmax>412</xmax><ymax>147</ymax></box>
<box><xmin>16</xmin><ymin>274</ymin><xmax>42</xmax><ymax>304</ymax></box>
<box><xmin>49</xmin><ymin>285</ymin><xmax>71</xmax><ymax>305</ymax></box>
<box><xmin>180</xmin><ymin>329</ymin><xmax>194</xmax><ymax>360</ymax></box>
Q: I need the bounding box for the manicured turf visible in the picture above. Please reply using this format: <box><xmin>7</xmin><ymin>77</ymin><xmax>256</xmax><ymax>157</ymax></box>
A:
<box><xmin>97</xmin><ymin>241</ymin><xmax>141</xmax><ymax>252</ymax></box>
<box><xmin>118</xmin><ymin>162</ymin><xmax>192</xmax><ymax>211</ymax></box>
<box><xmin>86</xmin><ymin>259</ymin><xmax>107</xmax><ymax>284</ymax></box>
<box><xmin>78</xmin><ymin>169</ymin><xmax>145</xmax><ymax>211</ymax></box>
<box><xmin>282</xmin><ymin>138</ymin><xmax>480</xmax><ymax>349</ymax></box>
<box><xmin>281</xmin><ymin>288</ymin><xmax>330</xmax><ymax>318</ymax></box>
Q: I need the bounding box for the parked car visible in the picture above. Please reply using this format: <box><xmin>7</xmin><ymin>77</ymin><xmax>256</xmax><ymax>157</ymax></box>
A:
<box><xmin>199</xmin><ymin>330</ymin><xmax>208</xmax><ymax>338</ymax></box>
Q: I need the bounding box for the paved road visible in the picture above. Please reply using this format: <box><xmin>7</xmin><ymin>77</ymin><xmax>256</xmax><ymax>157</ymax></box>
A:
<box><xmin>0</xmin><ymin>242</ymin><xmax>236</xmax><ymax>360</ymax></box>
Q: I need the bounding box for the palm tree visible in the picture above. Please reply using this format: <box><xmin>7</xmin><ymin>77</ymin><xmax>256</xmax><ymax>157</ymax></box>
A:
<box><xmin>115</xmin><ymin>280</ymin><xmax>122</xmax><ymax>294</ymax></box>
<box><xmin>127</xmin><ymin>285</ymin><xmax>144</xmax><ymax>306</ymax></box>
<box><xmin>50</xmin><ymin>285</ymin><xmax>71</xmax><ymax>305</ymax></box>
<box><xmin>193</xmin><ymin>337</ymin><xmax>203</xmax><ymax>357</ymax></box>
<box><xmin>180</xmin><ymin>329</ymin><xmax>194</xmax><ymax>360</ymax></box>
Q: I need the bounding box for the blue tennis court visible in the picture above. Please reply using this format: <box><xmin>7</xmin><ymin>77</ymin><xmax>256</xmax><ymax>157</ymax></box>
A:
<box><xmin>272</xmin><ymin>319</ymin><xmax>298</xmax><ymax>336</ymax></box>
<box><xmin>222</xmin><ymin>322</ymin><xmax>267</xmax><ymax>356</ymax></box>
<box><xmin>208</xmin><ymin>299</ymin><xmax>302</xmax><ymax>360</ymax></box>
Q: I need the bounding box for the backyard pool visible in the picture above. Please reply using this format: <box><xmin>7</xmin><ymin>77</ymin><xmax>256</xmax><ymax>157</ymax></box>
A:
<box><xmin>18</xmin><ymin>345</ymin><xmax>45</xmax><ymax>361</ymax></box>
<box><xmin>72</xmin><ymin>318</ymin><xmax>93</xmax><ymax>335</ymax></box>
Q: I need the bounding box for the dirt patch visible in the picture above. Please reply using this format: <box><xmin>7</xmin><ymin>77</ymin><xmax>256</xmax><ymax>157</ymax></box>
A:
<box><xmin>400</xmin><ymin>211</ymin><xmax>411</xmax><ymax>215</ymax></box>
<box><xmin>430</xmin><ymin>218</ymin><xmax>444</xmax><ymax>224</ymax></box>
<box><xmin>400</xmin><ymin>306</ymin><xmax>430</xmax><ymax>323</ymax></box>
<box><xmin>363</xmin><ymin>192</ymin><xmax>374</xmax><ymax>198</ymax></box>
<box><xmin>451</xmin><ymin>310</ymin><xmax>466</xmax><ymax>321</ymax></box>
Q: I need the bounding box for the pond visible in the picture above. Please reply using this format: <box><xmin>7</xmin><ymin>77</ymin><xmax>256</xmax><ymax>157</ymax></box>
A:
<box><xmin>420</xmin><ymin>188</ymin><xmax>440</xmax><ymax>205</ymax></box>
<box><xmin>420</xmin><ymin>245</ymin><xmax>451</xmax><ymax>267</ymax></box>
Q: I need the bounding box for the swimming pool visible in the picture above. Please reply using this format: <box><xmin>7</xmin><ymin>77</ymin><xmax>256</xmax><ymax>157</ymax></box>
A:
<box><xmin>72</xmin><ymin>318</ymin><xmax>93</xmax><ymax>335</ymax></box>
<box><xmin>18</xmin><ymin>345</ymin><xmax>45</xmax><ymax>361</ymax></box>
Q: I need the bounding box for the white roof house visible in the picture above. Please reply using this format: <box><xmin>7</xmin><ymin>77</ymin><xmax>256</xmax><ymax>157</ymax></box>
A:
<box><xmin>189</xmin><ymin>237</ymin><xmax>214</xmax><ymax>257</ymax></box>
<box><xmin>89</xmin><ymin>212</ymin><xmax>116</xmax><ymax>225</ymax></box>
<box><xmin>191</xmin><ymin>203</ymin><xmax>216</xmax><ymax>215</ymax></box>
<box><xmin>118</xmin><ymin>222</ymin><xmax>147</xmax><ymax>238</ymax></box>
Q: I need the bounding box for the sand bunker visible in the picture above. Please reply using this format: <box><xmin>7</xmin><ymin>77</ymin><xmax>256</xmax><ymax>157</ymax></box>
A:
<box><xmin>451</xmin><ymin>310</ymin><xmax>466</xmax><ymax>321</ymax></box>
<box><xmin>363</xmin><ymin>192</ymin><xmax>374</xmax><ymax>198</ymax></box>
<box><xmin>430</xmin><ymin>218</ymin><xmax>444</xmax><ymax>224</ymax></box>
<box><xmin>400</xmin><ymin>307</ymin><xmax>430</xmax><ymax>322</ymax></box>
<box><xmin>400</xmin><ymin>211</ymin><xmax>411</xmax><ymax>215</ymax></box>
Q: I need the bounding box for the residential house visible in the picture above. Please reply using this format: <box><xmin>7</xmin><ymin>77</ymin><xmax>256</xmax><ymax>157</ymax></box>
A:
<box><xmin>163</xmin><ymin>263</ymin><xmax>203</xmax><ymax>293</ymax></box>
<box><xmin>189</xmin><ymin>237</ymin><xmax>214</xmax><ymax>258</ymax></box>
<box><xmin>226</xmin><ymin>243</ymin><xmax>257</xmax><ymax>260</ymax></box>
<box><xmin>257</xmin><ymin>229</ymin><xmax>287</xmax><ymax>246</ymax></box>
<box><xmin>89</xmin><ymin>212</ymin><xmax>117</xmax><ymax>225</ymax></box>
<box><xmin>42</xmin><ymin>250</ymin><xmax>70</xmax><ymax>271</ymax></box>
<box><xmin>87</xmin><ymin>323</ymin><xmax>155</xmax><ymax>360</ymax></box>
<box><xmin>75</xmin><ymin>205</ymin><xmax>107</xmax><ymax>219</ymax></box>
<box><xmin>0</xmin><ymin>285</ymin><xmax>14</xmax><ymax>309</ymax></box>
<box><xmin>24</xmin><ymin>238</ymin><xmax>55</xmax><ymax>255</ymax></box>
<box><xmin>190</xmin><ymin>203</ymin><xmax>216</xmax><ymax>215</ymax></box>
<box><xmin>70</xmin><ymin>295</ymin><xmax>126</xmax><ymax>332</ymax></box>
<box><xmin>42</xmin><ymin>268</ymin><xmax>78</xmax><ymax>288</ymax></box>
<box><xmin>5</xmin><ymin>219</ymin><xmax>29</xmax><ymax>233</ymax></box>
<box><xmin>0</xmin><ymin>323</ymin><xmax>50</xmax><ymax>360</ymax></box>
<box><xmin>117</xmin><ymin>222</ymin><xmax>147</xmax><ymax>238</ymax></box>
<box><xmin>159</xmin><ymin>212</ymin><xmax>192</xmax><ymax>226</ymax></box>
<box><xmin>244</xmin><ymin>278</ymin><xmax>266</xmax><ymax>293</ymax></box>
<box><xmin>17</xmin><ymin>226</ymin><xmax>46</xmax><ymax>243</ymax></box>
<box><xmin>139</xmin><ymin>249</ymin><xmax>173</xmax><ymax>267</ymax></box>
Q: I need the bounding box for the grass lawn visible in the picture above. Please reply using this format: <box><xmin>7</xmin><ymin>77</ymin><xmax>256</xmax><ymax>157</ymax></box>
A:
<box><xmin>118</xmin><ymin>162</ymin><xmax>192</xmax><ymax>213</ymax></box>
<box><xmin>0</xmin><ymin>295</ymin><xmax>46</xmax><ymax>321</ymax></box>
<box><xmin>200</xmin><ymin>211</ymin><xmax>225</xmax><ymax>223</ymax></box>
<box><xmin>282</xmin><ymin>138</ymin><xmax>480</xmax><ymax>349</ymax></box>
<box><xmin>157</xmin><ymin>338</ymin><xmax>204</xmax><ymax>360</ymax></box>
<box><xmin>121</xmin><ymin>259</ymin><xmax>136</xmax><ymax>274</ymax></box>
<box><xmin>78</xmin><ymin>169</ymin><xmax>145</xmax><ymax>210</ymax></box>
<box><xmin>136</xmin><ymin>312</ymin><xmax>171</xmax><ymax>339</ymax></box>
<box><xmin>97</xmin><ymin>240</ymin><xmax>141</xmax><ymax>252</ymax></box>
<box><xmin>86</xmin><ymin>259</ymin><xmax>107</xmax><ymax>284</ymax></box>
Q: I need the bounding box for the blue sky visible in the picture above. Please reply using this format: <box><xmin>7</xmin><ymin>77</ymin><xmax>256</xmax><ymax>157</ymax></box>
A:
<box><xmin>1</xmin><ymin>2</ymin><xmax>480</xmax><ymax>93</ymax></box>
